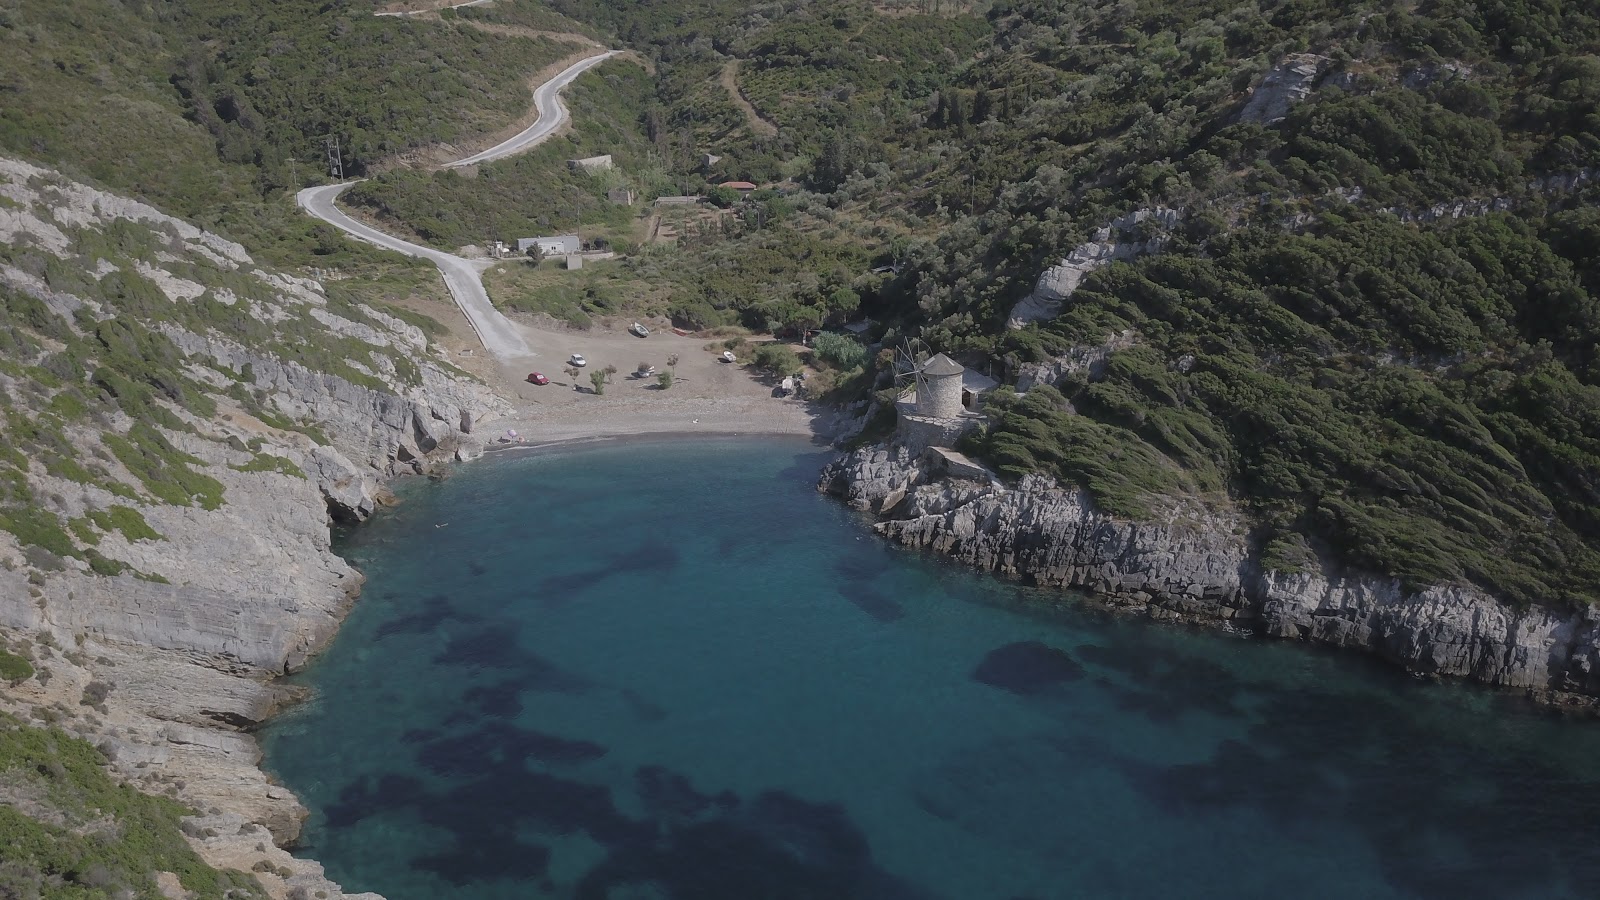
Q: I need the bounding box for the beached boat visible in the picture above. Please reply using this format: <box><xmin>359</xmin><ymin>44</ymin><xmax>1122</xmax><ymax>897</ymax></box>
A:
<box><xmin>630</xmin><ymin>322</ymin><xmax>650</xmax><ymax>337</ymax></box>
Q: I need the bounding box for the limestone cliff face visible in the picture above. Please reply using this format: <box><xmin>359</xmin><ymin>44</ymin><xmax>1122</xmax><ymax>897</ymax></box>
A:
<box><xmin>1007</xmin><ymin>208</ymin><xmax>1179</xmax><ymax>329</ymax></box>
<box><xmin>820</xmin><ymin>445</ymin><xmax>1600</xmax><ymax>706</ymax></box>
<box><xmin>0</xmin><ymin>157</ymin><xmax>514</xmax><ymax>899</ymax></box>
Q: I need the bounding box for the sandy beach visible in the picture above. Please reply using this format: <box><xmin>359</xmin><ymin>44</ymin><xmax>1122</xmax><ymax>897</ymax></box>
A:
<box><xmin>385</xmin><ymin>274</ymin><xmax>840</xmax><ymax>448</ymax></box>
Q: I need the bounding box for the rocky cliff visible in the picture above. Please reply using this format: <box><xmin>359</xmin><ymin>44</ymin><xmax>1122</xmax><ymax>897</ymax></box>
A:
<box><xmin>820</xmin><ymin>445</ymin><xmax>1600</xmax><ymax>708</ymax></box>
<box><xmin>0</xmin><ymin>157</ymin><xmax>511</xmax><ymax>898</ymax></box>
<box><xmin>1006</xmin><ymin>208</ymin><xmax>1179</xmax><ymax>329</ymax></box>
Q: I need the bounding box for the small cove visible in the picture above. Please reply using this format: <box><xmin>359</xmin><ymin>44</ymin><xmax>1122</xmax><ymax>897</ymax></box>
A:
<box><xmin>261</xmin><ymin>436</ymin><xmax>1600</xmax><ymax>899</ymax></box>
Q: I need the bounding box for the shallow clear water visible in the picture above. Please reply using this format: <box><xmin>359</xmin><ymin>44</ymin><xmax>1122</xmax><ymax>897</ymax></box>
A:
<box><xmin>261</xmin><ymin>437</ymin><xmax>1600</xmax><ymax>900</ymax></box>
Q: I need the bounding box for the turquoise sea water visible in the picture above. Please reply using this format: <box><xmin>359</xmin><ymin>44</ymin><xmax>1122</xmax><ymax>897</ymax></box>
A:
<box><xmin>262</xmin><ymin>437</ymin><xmax>1600</xmax><ymax>900</ymax></box>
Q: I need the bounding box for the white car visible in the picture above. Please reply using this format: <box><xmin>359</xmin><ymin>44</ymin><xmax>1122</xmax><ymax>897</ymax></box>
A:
<box><xmin>570</xmin><ymin>354</ymin><xmax>587</xmax><ymax>367</ymax></box>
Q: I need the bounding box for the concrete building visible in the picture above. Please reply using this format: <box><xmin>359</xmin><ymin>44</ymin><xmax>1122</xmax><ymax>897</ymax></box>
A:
<box><xmin>516</xmin><ymin>234</ymin><xmax>581</xmax><ymax>256</ymax></box>
<box><xmin>567</xmin><ymin>154</ymin><xmax>614</xmax><ymax>174</ymax></box>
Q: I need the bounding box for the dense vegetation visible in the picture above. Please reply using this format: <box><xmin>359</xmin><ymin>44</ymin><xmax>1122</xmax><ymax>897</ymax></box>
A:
<box><xmin>501</xmin><ymin>0</ymin><xmax>1600</xmax><ymax>607</ymax></box>
<box><xmin>344</xmin><ymin>60</ymin><xmax>660</xmax><ymax>250</ymax></box>
<box><xmin>0</xmin><ymin>713</ymin><xmax>266</xmax><ymax>898</ymax></box>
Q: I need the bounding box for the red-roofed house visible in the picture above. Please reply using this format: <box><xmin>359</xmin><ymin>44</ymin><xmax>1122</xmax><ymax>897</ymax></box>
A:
<box><xmin>719</xmin><ymin>181</ymin><xmax>758</xmax><ymax>196</ymax></box>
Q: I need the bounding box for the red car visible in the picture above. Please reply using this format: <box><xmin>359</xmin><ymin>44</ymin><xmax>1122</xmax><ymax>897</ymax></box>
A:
<box><xmin>526</xmin><ymin>372</ymin><xmax>550</xmax><ymax>385</ymax></box>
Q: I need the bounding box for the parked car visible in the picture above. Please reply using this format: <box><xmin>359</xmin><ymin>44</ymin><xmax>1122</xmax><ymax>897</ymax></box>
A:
<box><xmin>526</xmin><ymin>372</ymin><xmax>550</xmax><ymax>385</ymax></box>
<box><xmin>569</xmin><ymin>354</ymin><xmax>587</xmax><ymax>367</ymax></box>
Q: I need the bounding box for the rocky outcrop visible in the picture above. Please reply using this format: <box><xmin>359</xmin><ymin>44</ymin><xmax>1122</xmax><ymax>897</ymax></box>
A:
<box><xmin>0</xmin><ymin>158</ymin><xmax>517</xmax><ymax>898</ymax></box>
<box><xmin>1007</xmin><ymin>208</ymin><xmax>1179</xmax><ymax>329</ymax></box>
<box><xmin>1239</xmin><ymin>54</ymin><xmax>1329</xmax><ymax>125</ymax></box>
<box><xmin>820</xmin><ymin>445</ymin><xmax>1600</xmax><ymax>707</ymax></box>
<box><xmin>1014</xmin><ymin>329</ymin><xmax>1139</xmax><ymax>392</ymax></box>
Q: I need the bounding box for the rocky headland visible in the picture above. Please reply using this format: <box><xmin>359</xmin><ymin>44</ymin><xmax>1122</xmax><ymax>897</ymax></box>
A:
<box><xmin>820</xmin><ymin>444</ymin><xmax>1600</xmax><ymax>709</ymax></box>
<box><xmin>0</xmin><ymin>157</ymin><xmax>510</xmax><ymax>898</ymax></box>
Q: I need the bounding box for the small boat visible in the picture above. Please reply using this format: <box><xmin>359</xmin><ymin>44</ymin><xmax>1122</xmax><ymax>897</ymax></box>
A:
<box><xmin>721</xmin><ymin>350</ymin><xmax>736</xmax><ymax>363</ymax></box>
<box><xmin>630</xmin><ymin>322</ymin><xmax>650</xmax><ymax>337</ymax></box>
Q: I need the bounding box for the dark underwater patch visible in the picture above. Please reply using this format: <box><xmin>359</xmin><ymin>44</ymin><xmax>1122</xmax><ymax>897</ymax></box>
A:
<box><xmin>635</xmin><ymin>765</ymin><xmax>715</xmax><ymax>820</ymax></box>
<box><xmin>434</xmin><ymin>628</ymin><xmax>523</xmax><ymax>669</ymax></box>
<box><xmin>538</xmin><ymin>538</ymin><xmax>683</xmax><ymax>605</ymax></box>
<box><xmin>839</xmin><ymin>583</ymin><xmax>905</xmax><ymax>622</ymax></box>
<box><xmin>571</xmin><ymin>788</ymin><xmax>931</xmax><ymax>900</ymax></box>
<box><xmin>1111</xmin><ymin>679</ymin><xmax>1600</xmax><ymax>900</ymax></box>
<box><xmin>833</xmin><ymin>549</ymin><xmax>892</xmax><ymax>583</ymax></box>
<box><xmin>620</xmin><ymin>688</ymin><xmax>667</xmax><ymax>722</ymax></box>
<box><xmin>375</xmin><ymin>594</ymin><xmax>481</xmax><ymax>639</ymax></box>
<box><xmin>1075</xmin><ymin>639</ymin><xmax>1249</xmax><ymax>721</ymax></box>
<box><xmin>972</xmin><ymin>641</ymin><xmax>1084</xmax><ymax>695</ymax></box>
<box><xmin>416</xmin><ymin>721</ymin><xmax>607</xmax><ymax>778</ymax></box>
<box><xmin>462</xmin><ymin>680</ymin><xmax>524</xmax><ymax>718</ymax></box>
<box><xmin>323</xmin><ymin>773</ymin><xmax>426</xmax><ymax>828</ymax></box>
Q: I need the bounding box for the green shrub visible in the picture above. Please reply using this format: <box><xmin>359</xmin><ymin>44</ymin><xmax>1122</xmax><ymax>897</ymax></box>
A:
<box><xmin>232</xmin><ymin>454</ymin><xmax>306</xmax><ymax>479</ymax></box>
<box><xmin>813</xmin><ymin>332</ymin><xmax>868</xmax><ymax>370</ymax></box>
<box><xmin>0</xmin><ymin>652</ymin><xmax>33</xmax><ymax>683</ymax></box>
<box><xmin>753</xmin><ymin>343</ymin><xmax>801</xmax><ymax>374</ymax></box>
<box><xmin>0</xmin><ymin>714</ymin><xmax>267</xmax><ymax>898</ymax></box>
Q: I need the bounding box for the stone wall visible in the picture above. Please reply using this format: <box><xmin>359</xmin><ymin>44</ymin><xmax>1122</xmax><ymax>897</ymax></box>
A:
<box><xmin>895</xmin><ymin>413</ymin><xmax>974</xmax><ymax>455</ymax></box>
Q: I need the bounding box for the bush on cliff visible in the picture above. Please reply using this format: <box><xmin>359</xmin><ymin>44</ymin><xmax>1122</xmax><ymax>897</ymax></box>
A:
<box><xmin>0</xmin><ymin>714</ymin><xmax>266</xmax><ymax>898</ymax></box>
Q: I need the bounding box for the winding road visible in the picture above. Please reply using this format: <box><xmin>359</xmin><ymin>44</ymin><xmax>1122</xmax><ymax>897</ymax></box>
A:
<box><xmin>375</xmin><ymin>0</ymin><xmax>494</xmax><ymax>18</ymax></box>
<box><xmin>297</xmin><ymin>49</ymin><xmax>618</xmax><ymax>360</ymax></box>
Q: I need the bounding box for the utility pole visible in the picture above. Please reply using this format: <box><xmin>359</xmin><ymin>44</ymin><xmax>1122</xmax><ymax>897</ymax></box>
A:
<box><xmin>324</xmin><ymin>136</ymin><xmax>344</xmax><ymax>180</ymax></box>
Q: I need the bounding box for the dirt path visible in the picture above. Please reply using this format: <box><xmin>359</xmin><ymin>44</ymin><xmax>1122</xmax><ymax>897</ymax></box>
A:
<box><xmin>719</xmin><ymin>59</ymin><xmax>779</xmax><ymax>138</ymax></box>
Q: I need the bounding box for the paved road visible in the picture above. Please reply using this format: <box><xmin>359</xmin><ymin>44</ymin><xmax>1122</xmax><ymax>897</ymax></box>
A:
<box><xmin>375</xmin><ymin>0</ymin><xmax>493</xmax><ymax>18</ymax></box>
<box><xmin>297</xmin><ymin>51</ymin><xmax>616</xmax><ymax>361</ymax></box>
<box><xmin>447</xmin><ymin>51</ymin><xmax>616</xmax><ymax>168</ymax></box>
<box><xmin>296</xmin><ymin>183</ymin><xmax>529</xmax><ymax>358</ymax></box>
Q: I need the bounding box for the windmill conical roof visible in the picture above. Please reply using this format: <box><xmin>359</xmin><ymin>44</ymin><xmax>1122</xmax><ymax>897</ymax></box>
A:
<box><xmin>920</xmin><ymin>353</ymin><xmax>965</xmax><ymax>376</ymax></box>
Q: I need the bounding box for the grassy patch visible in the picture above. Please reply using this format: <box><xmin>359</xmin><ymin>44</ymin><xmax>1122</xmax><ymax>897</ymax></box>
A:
<box><xmin>483</xmin><ymin>257</ymin><xmax>662</xmax><ymax>326</ymax></box>
<box><xmin>0</xmin><ymin>713</ymin><xmax>267</xmax><ymax>898</ymax></box>
<box><xmin>0</xmin><ymin>652</ymin><xmax>34</xmax><ymax>683</ymax></box>
<box><xmin>103</xmin><ymin>424</ymin><xmax>225</xmax><ymax>511</ymax></box>
<box><xmin>232</xmin><ymin>454</ymin><xmax>307</xmax><ymax>479</ymax></box>
<box><xmin>89</xmin><ymin>505</ymin><xmax>163</xmax><ymax>543</ymax></box>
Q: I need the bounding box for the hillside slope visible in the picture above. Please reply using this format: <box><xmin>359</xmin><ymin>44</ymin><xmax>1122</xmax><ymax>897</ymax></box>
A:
<box><xmin>0</xmin><ymin>155</ymin><xmax>506</xmax><ymax>896</ymax></box>
<box><xmin>530</xmin><ymin>0</ymin><xmax>1600</xmax><ymax>619</ymax></box>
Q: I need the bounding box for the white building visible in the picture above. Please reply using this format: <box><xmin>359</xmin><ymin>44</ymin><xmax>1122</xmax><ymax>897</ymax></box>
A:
<box><xmin>516</xmin><ymin>234</ymin><xmax>581</xmax><ymax>256</ymax></box>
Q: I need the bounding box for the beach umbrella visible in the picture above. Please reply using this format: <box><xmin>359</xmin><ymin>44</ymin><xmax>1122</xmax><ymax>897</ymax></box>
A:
<box><xmin>506</xmin><ymin>429</ymin><xmax>519</xmax><ymax>439</ymax></box>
